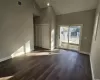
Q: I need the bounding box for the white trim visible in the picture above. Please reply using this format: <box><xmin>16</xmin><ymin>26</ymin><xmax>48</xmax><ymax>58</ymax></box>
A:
<box><xmin>90</xmin><ymin>56</ymin><xmax>95</xmax><ymax>80</ymax></box>
<box><xmin>58</xmin><ymin>24</ymin><xmax>83</xmax><ymax>52</ymax></box>
<box><xmin>0</xmin><ymin>56</ymin><xmax>11</xmax><ymax>62</ymax></box>
<box><xmin>35</xmin><ymin>24</ymin><xmax>49</xmax><ymax>26</ymax></box>
<box><xmin>57</xmin><ymin>47</ymin><xmax>90</xmax><ymax>55</ymax></box>
<box><xmin>90</xmin><ymin>57</ymin><xmax>100</xmax><ymax>80</ymax></box>
<box><xmin>58</xmin><ymin>24</ymin><xmax>83</xmax><ymax>27</ymax></box>
<box><xmin>79</xmin><ymin>51</ymin><xmax>90</xmax><ymax>55</ymax></box>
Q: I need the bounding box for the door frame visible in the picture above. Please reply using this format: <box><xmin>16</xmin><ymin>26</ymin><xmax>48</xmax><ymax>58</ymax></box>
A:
<box><xmin>58</xmin><ymin>24</ymin><xmax>83</xmax><ymax>51</ymax></box>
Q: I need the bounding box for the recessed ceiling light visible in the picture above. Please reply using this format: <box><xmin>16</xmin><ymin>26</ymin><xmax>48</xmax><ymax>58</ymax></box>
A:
<box><xmin>47</xmin><ymin>3</ymin><xmax>50</xmax><ymax>6</ymax></box>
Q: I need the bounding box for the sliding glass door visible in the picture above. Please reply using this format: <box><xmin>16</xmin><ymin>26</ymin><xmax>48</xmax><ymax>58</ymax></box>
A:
<box><xmin>59</xmin><ymin>25</ymin><xmax>81</xmax><ymax>51</ymax></box>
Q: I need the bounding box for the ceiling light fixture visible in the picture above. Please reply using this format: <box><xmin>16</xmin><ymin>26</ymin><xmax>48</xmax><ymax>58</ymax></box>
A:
<box><xmin>47</xmin><ymin>3</ymin><xmax>50</xmax><ymax>6</ymax></box>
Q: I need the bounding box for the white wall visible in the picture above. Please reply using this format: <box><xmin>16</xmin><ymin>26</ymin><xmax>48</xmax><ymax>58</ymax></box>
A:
<box><xmin>50</xmin><ymin>7</ymin><xmax>56</xmax><ymax>50</ymax></box>
<box><xmin>91</xmin><ymin>1</ymin><xmax>100</xmax><ymax>80</ymax></box>
<box><xmin>0</xmin><ymin>0</ymin><xmax>40</xmax><ymax>59</ymax></box>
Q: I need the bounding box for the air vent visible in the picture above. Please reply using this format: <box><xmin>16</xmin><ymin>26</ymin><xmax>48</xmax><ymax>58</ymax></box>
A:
<box><xmin>18</xmin><ymin>1</ymin><xmax>22</xmax><ymax>5</ymax></box>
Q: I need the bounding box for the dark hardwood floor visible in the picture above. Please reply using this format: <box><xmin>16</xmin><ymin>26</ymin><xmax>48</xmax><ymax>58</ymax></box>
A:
<box><xmin>0</xmin><ymin>49</ymin><xmax>92</xmax><ymax>80</ymax></box>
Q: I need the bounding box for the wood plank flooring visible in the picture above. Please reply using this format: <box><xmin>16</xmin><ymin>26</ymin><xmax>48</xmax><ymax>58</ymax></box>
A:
<box><xmin>0</xmin><ymin>49</ymin><xmax>92</xmax><ymax>80</ymax></box>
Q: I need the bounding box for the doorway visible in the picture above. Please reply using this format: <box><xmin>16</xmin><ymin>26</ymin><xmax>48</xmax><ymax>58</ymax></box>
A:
<box><xmin>59</xmin><ymin>25</ymin><xmax>82</xmax><ymax>51</ymax></box>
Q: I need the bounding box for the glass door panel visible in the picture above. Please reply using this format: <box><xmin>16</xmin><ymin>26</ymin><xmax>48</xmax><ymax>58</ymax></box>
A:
<box><xmin>68</xmin><ymin>26</ymin><xmax>81</xmax><ymax>50</ymax></box>
<box><xmin>59</xmin><ymin>25</ymin><xmax>81</xmax><ymax>51</ymax></box>
<box><xmin>60</xmin><ymin>26</ymin><xmax>69</xmax><ymax>48</ymax></box>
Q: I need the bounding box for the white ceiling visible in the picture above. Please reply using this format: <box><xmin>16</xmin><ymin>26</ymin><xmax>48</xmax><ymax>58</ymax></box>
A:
<box><xmin>35</xmin><ymin>0</ymin><xmax>98</xmax><ymax>15</ymax></box>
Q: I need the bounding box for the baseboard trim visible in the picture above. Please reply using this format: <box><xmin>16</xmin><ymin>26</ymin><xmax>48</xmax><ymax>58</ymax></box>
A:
<box><xmin>0</xmin><ymin>56</ymin><xmax>11</xmax><ymax>63</ymax></box>
<box><xmin>0</xmin><ymin>49</ymin><xmax>34</xmax><ymax>63</ymax></box>
<box><xmin>56</xmin><ymin>47</ymin><xmax>90</xmax><ymax>55</ymax></box>
<box><xmin>79</xmin><ymin>51</ymin><xmax>90</xmax><ymax>55</ymax></box>
<box><xmin>90</xmin><ymin>57</ymin><xmax>95</xmax><ymax>80</ymax></box>
<box><xmin>90</xmin><ymin>57</ymin><xmax>100</xmax><ymax>80</ymax></box>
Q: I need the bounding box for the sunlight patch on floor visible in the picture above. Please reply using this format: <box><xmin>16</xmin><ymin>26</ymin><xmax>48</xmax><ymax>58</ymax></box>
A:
<box><xmin>26</xmin><ymin>51</ymin><xmax>59</xmax><ymax>56</ymax></box>
<box><xmin>0</xmin><ymin>76</ymin><xmax>13</xmax><ymax>80</ymax></box>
